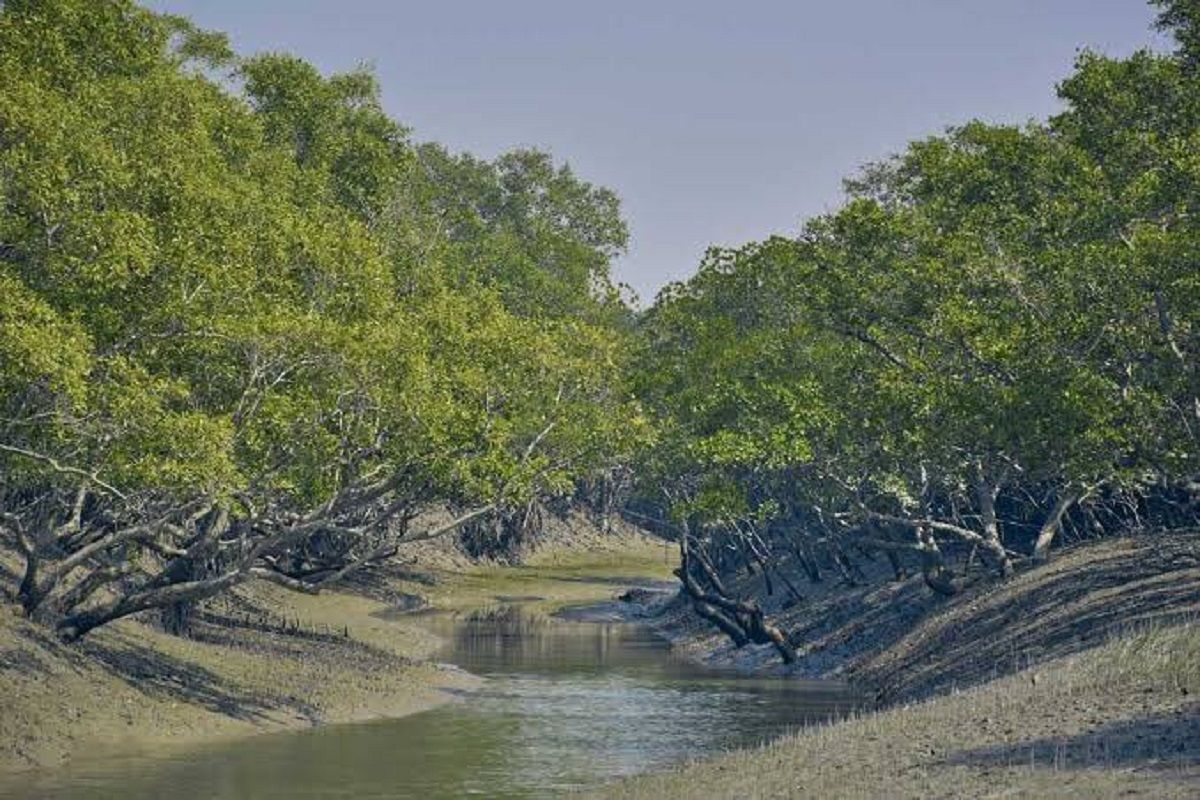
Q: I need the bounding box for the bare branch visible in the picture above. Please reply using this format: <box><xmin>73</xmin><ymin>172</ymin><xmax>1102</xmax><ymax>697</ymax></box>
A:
<box><xmin>0</xmin><ymin>444</ymin><xmax>127</xmax><ymax>500</ymax></box>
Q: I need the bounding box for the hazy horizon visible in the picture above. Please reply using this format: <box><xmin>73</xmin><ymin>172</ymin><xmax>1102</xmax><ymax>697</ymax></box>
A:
<box><xmin>149</xmin><ymin>1</ymin><xmax>1170</xmax><ymax>302</ymax></box>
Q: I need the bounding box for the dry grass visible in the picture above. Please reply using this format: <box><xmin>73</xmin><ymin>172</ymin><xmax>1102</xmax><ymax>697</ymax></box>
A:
<box><xmin>1088</xmin><ymin>619</ymin><xmax>1200</xmax><ymax>695</ymax></box>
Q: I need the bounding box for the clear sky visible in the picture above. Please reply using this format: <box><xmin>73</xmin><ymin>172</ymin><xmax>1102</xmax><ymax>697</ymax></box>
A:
<box><xmin>147</xmin><ymin>1</ymin><xmax>1168</xmax><ymax>303</ymax></box>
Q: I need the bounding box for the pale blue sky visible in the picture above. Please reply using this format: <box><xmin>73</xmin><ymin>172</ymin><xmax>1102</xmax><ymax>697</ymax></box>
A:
<box><xmin>148</xmin><ymin>1</ymin><xmax>1168</xmax><ymax>302</ymax></box>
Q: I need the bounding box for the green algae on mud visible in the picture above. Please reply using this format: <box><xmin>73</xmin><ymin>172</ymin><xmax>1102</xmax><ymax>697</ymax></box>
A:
<box><xmin>414</xmin><ymin>536</ymin><xmax>675</xmax><ymax>614</ymax></box>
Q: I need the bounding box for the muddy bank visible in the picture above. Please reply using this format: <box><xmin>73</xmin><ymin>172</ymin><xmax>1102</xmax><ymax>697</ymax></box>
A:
<box><xmin>635</xmin><ymin>531</ymin><xmax>1200</xmax><ymax>702</ymax></box>
<box><xmin>553</xmin><ymin>584</ymin><xmax>675</xmax><ymax>623</ymax></box>
<box><xmin>588</xmin><ymin>533</ymin><xmax>1200</xmax><ymax>798</ymax></box>
<box><xmin>0</xmin><ymin>523</ymin><xmax>672</xmax><ymax>774</ymax></box>
<box><xmin>0</xmin><ymin>577</ymin><xmax>477</xmax><ymax>773</ymax></box>
<box><xmin>590</xmin><ymin>621</ymin><xmax>1200</xmax><ymax>799</ymax></box>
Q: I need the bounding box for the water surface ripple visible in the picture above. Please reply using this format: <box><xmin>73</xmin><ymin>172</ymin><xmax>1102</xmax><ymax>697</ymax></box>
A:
<box><xmin>7</xmin><ymin>603</ymin><xmax>859</xmax><ymax>799</ymax></box>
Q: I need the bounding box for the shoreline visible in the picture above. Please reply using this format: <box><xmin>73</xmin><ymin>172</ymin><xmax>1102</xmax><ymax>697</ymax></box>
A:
<box><xmin>630</xmin><ymin>532</ymin><xmax>1200</xmax><ymax>696</ymax></box>
<box><xmin>0</xmin><ymin>530</ymin><xmax>674</xmax><ymax>776</ymax></box>
<box><xmin>582</xmin><ymin>531</ymin><xmax>1200</xmax><ymax>798</ymax></box>
<box><xmin>5</xmin><ymin>528</ymin><xmax>1199</xmax><ymax>798</ymax></box>
<box><xmin>0</xmin><ymin>579</ymin><xmax>477</xmax><ymax>774</ymax></box>
<box><xmin>588</xmin><ymin>619</ymin><xmax>1200</xmax><ymax>799</ymax></box>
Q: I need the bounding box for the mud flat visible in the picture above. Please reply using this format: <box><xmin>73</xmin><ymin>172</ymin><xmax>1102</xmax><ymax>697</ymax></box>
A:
<box><xmin>590</xmin><ymin>532</ymin><xmax>1200</xmax><ymax>799</ymax></box>
<box><xmin>0</xmin><ymin>524</ymin><xmax>672</xmax><ymax>774</ymax></box>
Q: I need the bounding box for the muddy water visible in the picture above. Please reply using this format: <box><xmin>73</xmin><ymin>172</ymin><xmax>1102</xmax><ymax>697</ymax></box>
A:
<box><xmin>7</xmin><ymin>604</ymin><xmax>859</xmax><ymax>799</ymax></box>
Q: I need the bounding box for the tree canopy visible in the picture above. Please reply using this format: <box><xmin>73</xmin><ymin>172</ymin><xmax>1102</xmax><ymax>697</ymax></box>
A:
<box><xmin>630</xmin><ymin>2</ymin><xmax>1200</xmax><ymax>644</ymax></box>
<box><xmin>0</xmin><ymin>0</ymin><xmax>646</xmax><ymax>638</ymax></box>
<box><xmin>1</xmin><ymin>0</ymin><xmax>1198</xmax><ymax>649</ymax></box>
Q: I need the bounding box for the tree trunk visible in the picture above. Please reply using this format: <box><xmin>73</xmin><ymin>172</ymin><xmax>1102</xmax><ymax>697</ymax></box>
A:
<box><xmin>54</xmin><ymin>565</ymin><xmax>128</xmax><ymax>618</ymax></box>
<box><xmin>17</xmin><ymin>548</ymin><xmax>41</xmax><ymax>616</ymax></box>
<box><xmin>675</xmin><ymin>532</ymin><xmax>797</xmax><ymax>664</ymax></box>
<box><xmin>57</xmin><ymin>570</ymin><xmax>247</xmax><ymax>642</ymax></box>
<box><xmin>1032</xmin><ymin>493</ymin><xmax>1079</xmax><ymax>563</ymax></box>
<box><xmin>976</xmin><ymin>476</ymin><xmax>1013</xmax><ymax>578</ymax></box>
<box><xmin>158</xmin><ymin>507</ymin><xmax>230</xmax><ymax>635</ymax></box>
<box><xmin>9</xmin><ymin>517</ymin><xmax>46</xmax><ymax>616</ymax></box>
<box><xmin>916</xmin><ymin>525</ymin><xmax>961</xmax><ymax>597</ymax></box>
<box><xmin>688</xmin><ymin>598</ymin><xmax>750</xmax><ymax>646</ymax></box>
<box><xmin>791</xmin><ymin>538</ymin><xmax>822</xmax><ymax>582</ymax></box>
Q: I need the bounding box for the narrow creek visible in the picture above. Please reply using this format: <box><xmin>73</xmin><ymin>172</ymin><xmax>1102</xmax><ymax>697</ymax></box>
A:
<box><xmin>11</xmin><ymin>600</ymin><xmax>859</xmax><ymax>799</ymax></box>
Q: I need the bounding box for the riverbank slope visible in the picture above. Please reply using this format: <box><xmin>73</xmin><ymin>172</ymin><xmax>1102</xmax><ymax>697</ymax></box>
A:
<box><xmin>0</xmin><ymin>518</ymin><xmax>671</xmax><ymax>773</ymax></box>
<box><xmin>593</xmin><ymin>620</ymin><xmax>1200</xmax><ymax>799</ymax></box>
<box><xmin>593</xmin><ymin>531</ymin><xmax>1200</xmax><ymax>798</ymax></box>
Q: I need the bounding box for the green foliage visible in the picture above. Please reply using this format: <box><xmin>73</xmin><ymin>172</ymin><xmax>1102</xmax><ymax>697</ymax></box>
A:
<box><xmin>634</xmin><ymin>8</ymin><xmax>1200</xmax><ymax>554</ymax></box>
<box><xmin>0</xmin><ymin>0</ymin><xmax>641</xmax><ymax>528</ymax></box>
<box><xmin>3</xmin><ymin>0</ymin><xmax>1197</xmax><ymax>631</ymax></box>
<box><xmin>400</xmin><ymin>143</ymin><xmax>629</xmax><ymax>320</ymax></box>
<box><xmin>1153</xmin><ymin>0</ymin><xmax>1200</xmax><ymax>67</ymax></box>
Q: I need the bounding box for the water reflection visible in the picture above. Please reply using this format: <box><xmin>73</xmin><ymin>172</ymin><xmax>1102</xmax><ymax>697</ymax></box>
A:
<box><xmin>3</xmin><ymin>605</ymin><xmax>859</xmax><ymax>800</ymax></box>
